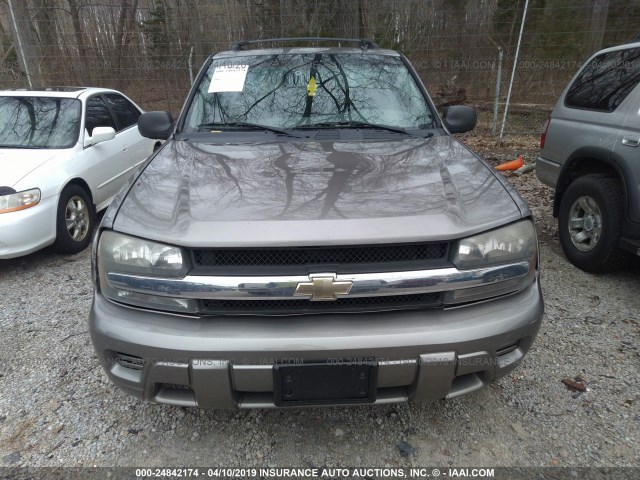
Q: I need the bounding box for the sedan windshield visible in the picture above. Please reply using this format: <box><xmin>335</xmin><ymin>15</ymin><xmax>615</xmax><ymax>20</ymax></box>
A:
<box><xmin>0</xmin><ymin>96</ymin><xmax>81</xmax><ymax>149</ymax></box>
<box><xmin>184</xmin><ymin>53</ymin><xmax>435</xmax><ymax>131</ymax></box>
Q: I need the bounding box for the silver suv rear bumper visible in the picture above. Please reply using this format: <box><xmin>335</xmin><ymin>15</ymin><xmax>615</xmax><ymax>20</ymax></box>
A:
<box><xmin>89</xmin><ymin>279</ymin><xmax>543</xmax><ymax>409</ymax></box>
<box><xmin>536</xmin><ymin>156</ymin><xmax>562</xmax><ymax>188</ymax></box>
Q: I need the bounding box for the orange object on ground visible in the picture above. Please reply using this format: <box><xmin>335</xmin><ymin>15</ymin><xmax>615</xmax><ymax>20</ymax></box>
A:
<box><xmin>495</xmin><ymin>155</ymin><xmax>524</xmax><ymax>171</ymax></box>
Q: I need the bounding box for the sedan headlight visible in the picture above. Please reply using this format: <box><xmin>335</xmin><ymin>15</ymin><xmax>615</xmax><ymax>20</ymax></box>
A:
<box><xmin>0</xmin><ymin>188</ymin><xmax>41</xmax><ymax>213</ymax></box>
<box><xmin>445</xmin><ymin>220</ymin><xmax>538</xmax><ymax>305</ymax></box>
<box><xmin>97</xmin><ymin>231</ymin><xmax>197</xmax><ymax>313</ymax></box>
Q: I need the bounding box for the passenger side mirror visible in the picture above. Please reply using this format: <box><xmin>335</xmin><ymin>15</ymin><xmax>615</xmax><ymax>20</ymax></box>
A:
<box><xmin>138</xmin><ymin>111</ymin><xmax>174</xmax><ymax>140</ymax></box>
<box><xmin>442</xmin><ymin>105</ymin><xmax>477</xmax><ymax>134</ymax></box>
<box><xmin>84</xmin><ymin>126</ymin><xmax>116</xmax><ymax>147</ymax></box>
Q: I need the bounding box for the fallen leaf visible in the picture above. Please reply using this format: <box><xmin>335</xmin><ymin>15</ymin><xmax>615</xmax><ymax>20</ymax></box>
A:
<box><xmin>562</xmin><ymin>378</ymin><xmax>586</xmax><ymax>392</ymax></box>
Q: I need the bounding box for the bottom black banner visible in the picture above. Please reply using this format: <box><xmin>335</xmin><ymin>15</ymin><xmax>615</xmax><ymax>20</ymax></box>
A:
<box><xmin>1</xmin><ymin>467</ymin><xmax>638</xmax><ymax>480</ymax></box>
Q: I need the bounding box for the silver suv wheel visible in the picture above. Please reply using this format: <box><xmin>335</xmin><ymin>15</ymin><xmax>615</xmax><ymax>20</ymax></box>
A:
<box><xmin>568</xmin><ymin>195</ymin><xmax>602</xmax><ymax>252</ymax></box>
<box><xmin>558</xmin><ymin>174</ymin><xmax>627</xmax><ymax>273</ymax></box>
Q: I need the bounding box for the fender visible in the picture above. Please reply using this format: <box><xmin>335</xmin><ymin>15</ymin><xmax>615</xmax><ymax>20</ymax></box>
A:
<box><xmin>554</xmin><ymin>146</ymin><xmax>639</xmax><ymax>228</ymax></box>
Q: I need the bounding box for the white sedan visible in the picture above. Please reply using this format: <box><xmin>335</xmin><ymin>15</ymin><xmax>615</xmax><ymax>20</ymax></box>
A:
<box><xmin>0</xmin><ymin>87</ymin><xmax>158</xmax><ymax>259</ymax></box>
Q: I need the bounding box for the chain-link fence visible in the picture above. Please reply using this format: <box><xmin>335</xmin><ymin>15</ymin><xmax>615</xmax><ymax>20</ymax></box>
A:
<box><xmin>1</xmin><ymin>0</ymin><xmax>638</xmax><ymax>137</ymax></box>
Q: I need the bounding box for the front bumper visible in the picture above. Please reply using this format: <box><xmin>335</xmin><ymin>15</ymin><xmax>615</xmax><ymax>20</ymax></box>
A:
<box><xmin>89</xmin><ymin>278</ymin><xmax>544</xmax><ymax>409</ymax></box>
<box><xmin>0</xmin><ymin>195</ymin><xmax>58</xmax><ymax>259</ymax></box>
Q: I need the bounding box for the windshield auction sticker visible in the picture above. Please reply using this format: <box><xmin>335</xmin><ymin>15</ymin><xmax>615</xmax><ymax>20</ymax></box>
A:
<box><xmin>208</xmin><ymin>65</ymin><xmax>249</xmax><ymax>93</ymax></box>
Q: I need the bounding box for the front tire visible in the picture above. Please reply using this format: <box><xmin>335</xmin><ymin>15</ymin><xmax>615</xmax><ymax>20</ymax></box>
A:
<box><xmin>53</xmin><ymin>185</ymin><xmax>95</xmax><ymax>254</ymax></box>
<box><xmin>558</xmin><ymin>174</ymin><xmax>626</xmax><ymax>273</ymax></box>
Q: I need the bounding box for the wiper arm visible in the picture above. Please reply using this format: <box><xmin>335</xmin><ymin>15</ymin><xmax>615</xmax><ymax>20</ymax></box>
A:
<box><xmin>295</xmin><ymin>121</ymin><xmax>412</xmax><ymax>135</ymax></box>
<box><xmin>197</xmin><ymin>121</ymin><xmax>297</xmax><ymax>137</ymax></box>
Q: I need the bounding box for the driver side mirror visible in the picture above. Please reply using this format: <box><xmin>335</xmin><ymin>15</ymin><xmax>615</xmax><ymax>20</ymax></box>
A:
<box><xmin>138</xmin><ymin>111</ymin><xmax>174</xmax><ymax>140</ymax></box>
<box><xmin>84</xmin><ymin>126</ymin><xmax>116</xmax><ymax>147</ymax></box>
<box><xmin>442</xmin><ymin>105</ymin><xmax>477</xmax><ymax>134</ymax></box>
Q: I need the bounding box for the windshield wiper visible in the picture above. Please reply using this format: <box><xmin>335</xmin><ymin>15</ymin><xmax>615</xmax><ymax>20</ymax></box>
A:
<box><xmin>197</xmin><ymin>121</ymin><xmax>299</xmax><ymax>137</ymax></box>
<box><xmin>295</xmin><ymin>121</ymin><xmax>415</xmax><ymax>136</ymax></box>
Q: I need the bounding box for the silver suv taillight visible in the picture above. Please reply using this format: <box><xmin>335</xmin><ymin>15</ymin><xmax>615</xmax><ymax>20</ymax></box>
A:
<box><xmin>540</xmin><ymin>116</ymin><xmax>551</xmax><ymax>149</ymax></box>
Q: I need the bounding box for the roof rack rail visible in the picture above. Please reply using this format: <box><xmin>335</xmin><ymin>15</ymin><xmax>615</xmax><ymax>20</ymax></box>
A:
<box><xmin>231</xmin><ymin>37</ymin><xmax>379</xmax><ymax>51</ymax></box>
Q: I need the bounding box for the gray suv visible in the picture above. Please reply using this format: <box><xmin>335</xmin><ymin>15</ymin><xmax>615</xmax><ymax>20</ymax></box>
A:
<box><xmin>537</xmin><ymin>42</ymin><xmax>640</xmax><ymax>272</ymax></box>
<box><xmin>90</xmin><ymin>38</ymin><xmax>543</xmax><ymax>409</ymax></box>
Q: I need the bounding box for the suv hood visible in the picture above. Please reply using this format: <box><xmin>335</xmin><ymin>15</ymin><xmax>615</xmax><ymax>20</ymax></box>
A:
<box><xmin>113</xmin><ymin>136</ymin><xmax>524</xmax><ymax>246</ymax></box>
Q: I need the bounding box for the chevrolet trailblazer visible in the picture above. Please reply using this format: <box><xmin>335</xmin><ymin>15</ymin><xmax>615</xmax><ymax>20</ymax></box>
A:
<box><xmin>89</xmin><ymin>38</ymin><xmax>543</xmax><ymax>409</ymax></box>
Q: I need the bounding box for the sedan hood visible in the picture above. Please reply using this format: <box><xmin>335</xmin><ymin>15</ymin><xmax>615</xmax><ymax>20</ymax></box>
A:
<box><xmin>113</xmin><ymin>136</ymin><xmax>524</xmax><ymax>246</ymax></box>
<box><xmin>0</xmin><ymin>148</ymin><xmax>59</xmax><ymax>188</ymax></box>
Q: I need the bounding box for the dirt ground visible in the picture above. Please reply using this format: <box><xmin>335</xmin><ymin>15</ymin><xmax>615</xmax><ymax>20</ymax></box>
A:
<box><xmin>1</xmin><ymin>133</ymin><xmax>639</xmax><ymax>471</ymax></box>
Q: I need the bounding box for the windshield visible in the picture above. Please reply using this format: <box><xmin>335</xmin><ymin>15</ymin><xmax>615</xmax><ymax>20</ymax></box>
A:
<box><xmin>183</xmin><ymin>53</ymin><xmax>436</xmax><ymax>131</ymax></box>
<box><xmin>0</xmin><ymin>96</ymin><xmax>81</xmax><ymax>149</ymax></box>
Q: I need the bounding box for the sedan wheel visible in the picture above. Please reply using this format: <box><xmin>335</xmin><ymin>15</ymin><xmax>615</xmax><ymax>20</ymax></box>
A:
<box><xmin>53</xmin><ymin>185</ymin><xmax>95</xmax><ymax>254</ymax></box>
<box><xmin>65</xmin><ymin>196</ymin><xmax>90</xmax><ymax>241</ymax></box>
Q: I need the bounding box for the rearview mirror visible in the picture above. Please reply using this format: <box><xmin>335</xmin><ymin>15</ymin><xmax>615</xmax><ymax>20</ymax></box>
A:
<box><xmin>442</xmin><ymin>105</ymin><xmax>477</xmax><ymax>134</ymax></box>
<box><xmin>138</xmin><ymin>111</ymin><xmax>174</xmax><ymax>140</ymax></box>
<box><xmin>84</xmin><ymin>126</ymin><xmax>116</xmax><ymax>147</ymax></box>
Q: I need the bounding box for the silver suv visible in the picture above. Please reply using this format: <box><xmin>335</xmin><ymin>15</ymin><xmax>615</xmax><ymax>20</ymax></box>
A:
<box><xmin>90</xmin><ymin>38</ymin><xmax>543</xmax><ymax>409</ymax></box>
<box><xmin>537</xmin><ymin>42</ymin><xmax>640</xmax><ymax>272</ymax></box>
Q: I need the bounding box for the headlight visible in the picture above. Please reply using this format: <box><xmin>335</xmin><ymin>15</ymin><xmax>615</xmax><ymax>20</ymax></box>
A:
<box><xmin>0</xmin><ymin>188</ymin><xmax>41</xmax><ymax>213</ymax></box>
<box><xmin>452</xmin><ymin>220</ymin><xmax>537</xmax><ymax>269</ymax></box>
<box><xmin>97</xmin><ymin>231</ymin><xmax>197</xmax><ymax>313</ymax></box>
<box><xmin>99</xmin><ymin>230</ymin><xmax>187</xmax><ymax>276</ymax></box>
<box><xmin>445</xmin><ymin>220</ymin><xmax>538</xmax><ymax>305</ymax></box>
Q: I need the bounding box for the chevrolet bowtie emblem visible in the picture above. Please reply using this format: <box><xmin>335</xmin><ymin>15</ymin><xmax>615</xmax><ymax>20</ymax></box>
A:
<box><xmin>294</xmin><ymin>275</ymin><xmax>353</xmax><ymax>301</ymax></box>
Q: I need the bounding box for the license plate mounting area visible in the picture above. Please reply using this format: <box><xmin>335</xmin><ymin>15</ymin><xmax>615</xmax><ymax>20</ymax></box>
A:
<box><xmin>273</xmin><ymin>362</ymin><xmax>378</xmax><ymax>406</ymax></box>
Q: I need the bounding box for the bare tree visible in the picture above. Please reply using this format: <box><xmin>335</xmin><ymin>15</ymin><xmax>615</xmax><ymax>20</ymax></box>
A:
<box><xmin>6</xmin><ymin>0</ymin><xmax>41</xmax><ymax>85</ymax></box>
<box><xmin>587</xmin><ymin>0</ymin><xmax>609</xmax><ymax>54</ymax></box>
<box><xmin>114</xmin><ymin>0</ymin><xmax>139</xmax><ymax>89</ymax></box>
<box><xmin>0</xmin><ymin>0</ymin><xmax>639</xmax><ymax>117</ymax></box>
<box><xmin>66</xmin><ymin>0</ymin><xmax>89</xmax><ymax>83</ymax></box>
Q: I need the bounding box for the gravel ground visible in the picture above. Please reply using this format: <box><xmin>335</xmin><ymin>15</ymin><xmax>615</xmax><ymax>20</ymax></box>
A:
<box><xmin>1</xmin><ymin>138</ymin><xmax>639</xmax><ymax>469</ymax></box>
